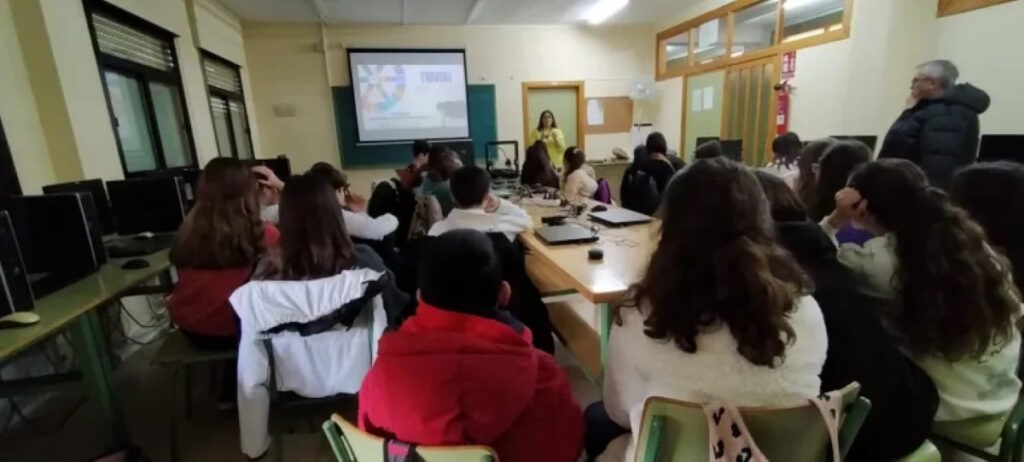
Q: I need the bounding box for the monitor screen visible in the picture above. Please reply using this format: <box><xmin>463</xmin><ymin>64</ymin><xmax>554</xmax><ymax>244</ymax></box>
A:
<box><xmin>42</xmin><ymin>179</ymin><xmax>116</xmax><ymax>235</ymax></box>
<box><xmin>106</xmin><ymin>177</ymin><xmax>185</xmax><ymax>235</ymax></box>
<box><xmin>829</xmin><ymin>135</ymin><xmax>878</xmax><ymax>151</ymax></box>
<box><xmin>720</xmin><ymin>139</ymin><xmax>743</xmax><ymax>162</ymax></box>
<box><xmin>978</xmin><ymin>135</ymin><xmax>1024</xmax><ymax>164</ymax></box>
<box><xmin>347</xmin><ymin>49</ymin><xmax>470</xmax><ymax>143</ymax></box>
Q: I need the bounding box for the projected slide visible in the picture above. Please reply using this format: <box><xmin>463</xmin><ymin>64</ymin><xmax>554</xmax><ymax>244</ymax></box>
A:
<box><xmin>348</xmin><ymin>50</ymin><xmax>469</xmax><ymax>142</ymax></box>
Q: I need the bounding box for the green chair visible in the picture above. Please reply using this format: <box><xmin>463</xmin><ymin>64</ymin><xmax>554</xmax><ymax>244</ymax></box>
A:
<box><xmin>895</xmin><ymin>440</ymin><xmax>941</xmax><ymax>462</ymax></box>
<box><xmin>634</xmin><ymin>383</ymin><xmax>870</xmax><ymax>461</ymax></box>
<box><xmin>930</xmin><ymin>397</ymin><xmax>1024</xmax><ymax>462</ymax></box>
<box><xmin>321</xmin><ymin>414</ymin><xmax>498</xmax><ymax>462</ymax></box>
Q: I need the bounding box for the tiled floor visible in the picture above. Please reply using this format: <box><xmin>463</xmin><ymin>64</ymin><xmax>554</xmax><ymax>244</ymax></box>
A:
<box><xmin>0</xmin><ymin>300</ymin><xmax>602</xmax><ymax>462</ymax></box>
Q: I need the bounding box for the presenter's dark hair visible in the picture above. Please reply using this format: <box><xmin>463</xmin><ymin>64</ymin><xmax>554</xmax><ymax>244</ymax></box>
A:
<box><xmin>427</xmin><ymin>145</ymin><xmax>460</xmax><ymax>182</ymax></box>
<box><xmin>451</xmin><ymin>165</ymin><xmax>491</xmax><ymax>208</ymax></box>
<box><xmin>419</xmin><ymin>230</ymin><xmax>503</xmax><ymax>314</ymax></box>
<box><xmin>536</xmin><ymin>110</ymin><xmax>558</xmax><ymax>130</ymax></box>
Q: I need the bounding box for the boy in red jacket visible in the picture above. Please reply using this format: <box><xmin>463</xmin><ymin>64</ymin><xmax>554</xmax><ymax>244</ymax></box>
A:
<box><xmin>358</xmin><ymin>230</ymin><xmax>583</xmax><ymax>461</ymax></box>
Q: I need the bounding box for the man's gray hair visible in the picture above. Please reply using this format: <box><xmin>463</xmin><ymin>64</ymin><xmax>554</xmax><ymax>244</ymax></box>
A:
<box><xmin>917</xmin><ymin>60</ymin><xmax>959</xmax><ymax>89</ymax></box>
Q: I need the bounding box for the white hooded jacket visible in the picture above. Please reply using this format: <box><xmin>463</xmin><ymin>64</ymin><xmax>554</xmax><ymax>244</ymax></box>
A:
<box><xmin>229</xmin><ymin>268</ymin><xmax>388</xmax><ymax>458</ymax></box>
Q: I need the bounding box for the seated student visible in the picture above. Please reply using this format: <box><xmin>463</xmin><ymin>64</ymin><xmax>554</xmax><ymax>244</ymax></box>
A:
<box><xmin>398</xmin><ymin>139</ymin><xmax>430</xmax><ymax>190</ymax></box>
<box><xmin>795</xmin><ymin>138</ymin><xmax>837</xmax><ymax>214</ymax></box>
<box><xmin>754</xmin><ymin>171</ymin><xmax>938</xmax><ymax>460</ymax></box>
<box><xmin>359</xmin><ymin>230</ymin><xmax>583</xmax><ymax>462</ymax></box>
<box><xmin>561</xmin><ymin>146</ymin><xmax>598</xmax><ymax>203</ymax></box>
<box><xmin>811</xmin><ymin>141</ymin><xmax>873</xmax><ymax>245</ymax></box>
<box><xmin>823</xmin><ymin>160</ymin><xmax>1022</xmax><ymax>423</ymax></box>
<box><xmin>763</xmin><ymin>131</ymin><xmax>802</xmax><ymax>187</ymax></box>
<box><xmin>260</xmin><ymin>163</ymin><xmax>399</xmax><ymax>241</ymax></box>
<box><xmin>593</xmin><ymin>158</ymin><xmax>826</xmax><ymax>462</ymax></box>
<box><xmin>231</xmin><ymin>172</ymin><xmax>409</xmax><ymax>459</ymax></box>
<box><xmin>520</xmin><ymin>141</ymin><xmax>561</xmax><ymax>189</ymax></box>
<box><xmin>420</xmin><ymin>145</ymin><xmax>462</xmax><ymax>215</ymax></box>
<box><xmin>641</xmin><ymin>132</ymin><xmax>683</xmax><ymax>193</ymax></box>
<box><xmin>952</xmin><ymin>161</ymin><xmax>1024</xmax><ymax>294</ymax></box>
<box><xmin>694</xmin><ymin>140</ymin><xmax>724</xmax><ymax>160</ymax></box>
<box><xmin>170</xmin><ymin>157</ymin><xmax>279</xmax><ymax>345</ymax></box>
<box><xmin>429</xmin><ymin>165</ymin><xmax>532</xmax><ymax>242</ymax></box>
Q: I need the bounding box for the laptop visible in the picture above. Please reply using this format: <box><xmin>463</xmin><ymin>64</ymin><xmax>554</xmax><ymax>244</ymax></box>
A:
<box><xmin>589</xmin><ymin>208</ymin><xmax>653</xmax><ymax>227</ymax></box>
<box><xmin>535</xmin><ymin>225</ymin><xmax>598</xmax><ymax>245</ymax></box>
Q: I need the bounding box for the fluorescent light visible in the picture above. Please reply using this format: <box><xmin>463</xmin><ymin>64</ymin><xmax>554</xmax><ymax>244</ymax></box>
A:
<box><xmin>586</xmin><ymin>0</ymin><xmax>629</xmax><ymax>25</ymax></box>
<box><xmin>784</xmin><ymin>0</ymin><xmax>817</xmax><ymax>10</ymax></box>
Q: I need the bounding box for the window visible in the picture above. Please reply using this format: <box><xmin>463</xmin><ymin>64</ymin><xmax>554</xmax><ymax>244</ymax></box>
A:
<box><xmin>732</xmin><ymin>1</ymin><xmax>780</xmax><ymax>57</ymax></box>
<box><xmin>694</xmin><ymin>17</ymin><xmax>728</xmax><ymax>64</ymax></box>
<box><xmin>781</xmin><ymin>0</ymin><xmax>845</xmax><ymax>43</ymax></box>
<box><xmin>661</xmin><ymin>31</ymin><xmax>691</xmax><ymax>73</ymax></box>
<box><xmin>87</xmin><ymin>5</ymin><xmax>197</xmax><ymax>176</ymax></box>
<box><xmin>203</xmin><ymin>53</ymin><xmax>253</xmax><ymax>160</ymax></box>
<box><xmin>0</xmin><ymin>117</ymin><xmax>21</xmax><ymax>202</ymax></box>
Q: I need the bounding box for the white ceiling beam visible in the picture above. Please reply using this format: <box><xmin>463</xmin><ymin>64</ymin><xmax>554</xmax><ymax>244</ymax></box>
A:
<box><xmin>466</xmin><ymin>0</ymin><xmax>488</xmax><ymax>24</ymax></box>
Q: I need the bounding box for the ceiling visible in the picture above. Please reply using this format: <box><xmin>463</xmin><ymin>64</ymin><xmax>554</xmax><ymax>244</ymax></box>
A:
<box><xmin>218</xmin><ymin>0</ymin><xmax>686</xmax><ymax>25</ymax></box>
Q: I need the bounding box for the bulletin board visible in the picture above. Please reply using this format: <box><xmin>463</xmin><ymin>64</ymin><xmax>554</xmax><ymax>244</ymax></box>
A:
<box><xmin>584</xmin><ymin>97</ymin><xmax>633</xmax><ymax>135</ymax></box>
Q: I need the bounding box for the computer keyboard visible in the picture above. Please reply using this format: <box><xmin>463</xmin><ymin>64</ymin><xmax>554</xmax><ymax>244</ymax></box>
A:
<box><xmin>105</xmin><ymin>233</ymin><xmax>176</xmax><ymax>258</ymax></box>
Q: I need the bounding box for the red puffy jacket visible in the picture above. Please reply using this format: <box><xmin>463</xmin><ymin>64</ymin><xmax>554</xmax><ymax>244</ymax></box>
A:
<box><xmin>359</xmin><ymin>303</ymin><xmax>583</xmax><ymax>462</ymax></box>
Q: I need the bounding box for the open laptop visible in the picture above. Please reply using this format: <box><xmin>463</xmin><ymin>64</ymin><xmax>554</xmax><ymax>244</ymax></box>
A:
<box><xmin>589</xmin><ymin>208</ymin><xmax>653</xmax><ymax>227</ymax></box>
<box><xmin>535</xmin><ymin>225</ymin><xmax>598</xmax><ymax>245</ymax></box>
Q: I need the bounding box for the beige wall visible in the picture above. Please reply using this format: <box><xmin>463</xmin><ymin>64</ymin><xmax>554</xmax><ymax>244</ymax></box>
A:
<box><xmin>243</xmin><ymin>23</ymin><xmax>654</xmax><ymax>194</ymax></box>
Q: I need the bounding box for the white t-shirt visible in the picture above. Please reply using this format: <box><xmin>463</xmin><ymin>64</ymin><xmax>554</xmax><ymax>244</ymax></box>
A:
<box><xmin>261</xmin><ymin>204</ymin><xmax>398</xmax><ymax>241</ymax></box>
<box><xmin>427</xmin><ymin>198</ymin><xmax>532</xmax><ymax>242</ymax></box>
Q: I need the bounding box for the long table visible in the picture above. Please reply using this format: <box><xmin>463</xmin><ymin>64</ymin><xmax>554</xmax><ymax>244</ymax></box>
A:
<box><xmin>519</xmin><ymin>201</ymin><xmax>656</xmax><ymax>379</ymax></box>
<box><xmin>0</xmin><ymin>250</ymin><xmax>173</xmax><ymax>452</ymax></box>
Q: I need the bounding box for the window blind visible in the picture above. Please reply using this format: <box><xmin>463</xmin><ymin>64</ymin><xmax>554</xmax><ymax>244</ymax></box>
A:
<box><xmin>92</xmin><ymin>13</ymin><xmax>175</xmax><ymax>71</ymax></box>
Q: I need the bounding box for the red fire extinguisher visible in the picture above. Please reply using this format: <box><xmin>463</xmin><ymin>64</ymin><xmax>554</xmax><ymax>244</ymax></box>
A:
<box><xmin>774</xmin><ymin>80</ymin><xmax>793</xmax><ymax>135</ymax></box>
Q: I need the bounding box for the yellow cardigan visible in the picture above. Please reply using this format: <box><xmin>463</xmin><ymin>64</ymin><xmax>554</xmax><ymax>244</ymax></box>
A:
<box><xmin>528</xmin><ymin>128</ymin><xmax>567</xmax><ymax>169</ymax></box>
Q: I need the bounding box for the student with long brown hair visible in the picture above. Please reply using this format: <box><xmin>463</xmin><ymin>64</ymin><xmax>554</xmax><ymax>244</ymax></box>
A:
<box><xmin>794</xmin><ymin>138</ymin><xmax>836</xmax><ymax>214</ymax></box>
<box><xmin>231</xmin><ymin>172</ymin><xmax>409</xmax><ymax>458</ymax></box>
<box><xmin>593</xmin><ymin>158</ymin><xmax>826</xmax><ymax>462</ymax></box>
<box><xmin>521</xmin><ymin>141</ymin><xmax>560</xmax><ymax>189</ymax></box>
<box><xmin>169</xmin><ymin>157</ymin><xmax>278</xmax><ymax>344</ymax></box>
<box><xmin>952</xmin><ymin>161</ymin><xmax>1024</xmax><ymax>294</ymax></box>
<box><xmin>824</xmin><ymin>160</ymin><xmax>1022</xmax><ymax>422</ymax></box>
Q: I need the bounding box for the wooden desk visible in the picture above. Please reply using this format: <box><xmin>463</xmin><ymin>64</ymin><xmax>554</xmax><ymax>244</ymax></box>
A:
<box><xmin>519</xmin><ymin>201</ymin><xmax>656</xmax><ymax>378</ymax></box>
<box><xmin>0</xmin><ymin>250</ymin><xmax>173</xmax><ymax>452</ymax></box>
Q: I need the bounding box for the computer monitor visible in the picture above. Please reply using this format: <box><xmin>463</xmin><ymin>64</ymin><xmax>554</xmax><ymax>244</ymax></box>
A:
<box><xmin>253</xmin><ymin>156</ymin><xmax>292</xmax><ymax>181</ymax></box>
<box><xmin>977</xmin><ymin>135</ymin><xmax>1024</xmax><ymax>164</ymax></box>
<box><xmin>719</xmin><ymin>139</ymin><xmax>743</xmax><ymax>162</ymax></box>
<box><xmin>42</xmin><ymin>179</ymin><xmax>116</xmax><ymax>235</ymax></box>
<box><xmin>830</xmin><ymin>135</ymin><xmax>878</xmax><ymax>151</ymax></box>
<box><xmin>106</xmin><ymin>177</ymin><xmax>188</xmax><ymax>235</ymax></box>
<box><xmin>695</xmin><ymin>136</ymin><xmax>720</xmax><ymax>148</ymax></box>
<box><xmin>444</xmin><ymin>139</ymin><xmax>475</xmax><ymax>167</ymax></box>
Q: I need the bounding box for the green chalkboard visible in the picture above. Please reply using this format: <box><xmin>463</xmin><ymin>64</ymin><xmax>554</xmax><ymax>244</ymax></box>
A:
<box><xmin>332</xmin><ymin>85</ymin><xmax>497</xmax><ymax>168</ymax></box>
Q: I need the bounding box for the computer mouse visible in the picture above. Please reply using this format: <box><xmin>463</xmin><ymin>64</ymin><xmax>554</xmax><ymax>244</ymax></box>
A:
<box><xmin>121</xmin><ymin>258</ymin><xmax>150</xmax><ymax>270</ymax></box>
<box><xmin>0</xmin><ymin>312</ymin><xmax>41</xmax><ymax>329</ymax></box>
<box><xmin>588</xmin><ymin>247</ymin><xmax>604</xmax><ymax>261</ymax></box>
<box><xmin>592</xmin><ymin>205</ymin><xmax>608</xmax><ymax>212</ymax></box>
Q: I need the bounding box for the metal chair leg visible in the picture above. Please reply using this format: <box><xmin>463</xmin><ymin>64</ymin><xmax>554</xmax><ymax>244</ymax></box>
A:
<box><xmin>169</xmin><ymin>367</ymin><xmax>181</xmax><ymax>462</ymax></box>
<box><xmin>183</xmin><ymin>364</ymin><xmax>193</xmax><ymax>421</ymax></box>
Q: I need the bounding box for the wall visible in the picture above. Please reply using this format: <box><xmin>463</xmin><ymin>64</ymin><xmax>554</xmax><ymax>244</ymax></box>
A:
<box><xmin>934</xmin><ymin>0</ymin><xmax>1024</xmax><ymax>134</ymax></box>
<box><xmin>244</xmin><ymin>23</ymin><xmax>654</xmax><ymax>193</ymax></box>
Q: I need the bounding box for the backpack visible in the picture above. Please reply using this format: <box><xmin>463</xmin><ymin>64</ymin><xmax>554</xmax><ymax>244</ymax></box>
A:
<box><xmin>594</xmin><ymin>178</ymin><xmax>613</xmax><ymax>204</ymax></box>
<box><xmin>406</xmin><ymin>195</ymin><xmax>443</xmax><ymax>242</ymax></box>
<box><xmin>621</xmin><ymin>166</ymin><xmax>661</xmax><ymax>215</ymax></box>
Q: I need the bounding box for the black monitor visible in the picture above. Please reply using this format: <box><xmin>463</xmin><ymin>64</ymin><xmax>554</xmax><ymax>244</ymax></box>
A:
<box><xmin>830</xmin><ymin>135</ymin><xmax>878</xmax><ymax>151</ymax></box>
<box><xmin>720</xmin><ymin>139</ymin><xmax>743</xmax><ymax>162</ymax></box>
<box><xmin>106</xmin><ymin>177</ymin><xmax>188</xmax><ymax>235</ymax></box>
<box><xmin>695</xmin><ymin>136</ymin><xmax>720</xmax><ymax>148</ymax></box>
<box><xmin>253</xmin><ymin>156</ymin><xmax>292</xmax><ymax>181</ymax></box>
<box><xmin>978</xmin><ymin>135</ymin><xmax>1024</xmax><ymax>164</ymax></box>
<box><xmin>444</xmin><ymin>140</ymin><xmax>475</xmax><ymax>167</ymax></box>
<box><xmin>42</xmin><ymin>179</ymin><xmax>116</xmax><ymax>235</ymax></box>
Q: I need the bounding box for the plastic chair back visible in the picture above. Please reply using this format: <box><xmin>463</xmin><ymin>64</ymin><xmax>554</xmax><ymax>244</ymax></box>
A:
<box><xmin>322</xmin><ymin>414</ymin><xmax>497</xmax><ymax>462</ymax></box>
<box><xmin>634</xmin><ymin>383</ymin><xmax>868</xmax><ymax>462</ymax></box>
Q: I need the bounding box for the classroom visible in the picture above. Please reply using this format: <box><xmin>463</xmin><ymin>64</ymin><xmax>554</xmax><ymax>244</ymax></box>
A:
<box><xmin>0</xmin><ymin>0</ymin><xmax>1023</xmax><ymax>461</ymax></box>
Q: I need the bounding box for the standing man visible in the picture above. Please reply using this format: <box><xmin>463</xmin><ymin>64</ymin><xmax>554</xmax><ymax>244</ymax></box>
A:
<box><xmin>879</xmin><ymin>60</ymin><xmax>990</xmax><ymax>190</ymax></box>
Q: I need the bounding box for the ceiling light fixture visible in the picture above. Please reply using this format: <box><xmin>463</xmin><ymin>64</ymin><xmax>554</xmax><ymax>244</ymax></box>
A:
<box><xmin>585</xmin><ymin>0</ymin><xmax>630</xmax><ymax>25</ymax></box>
